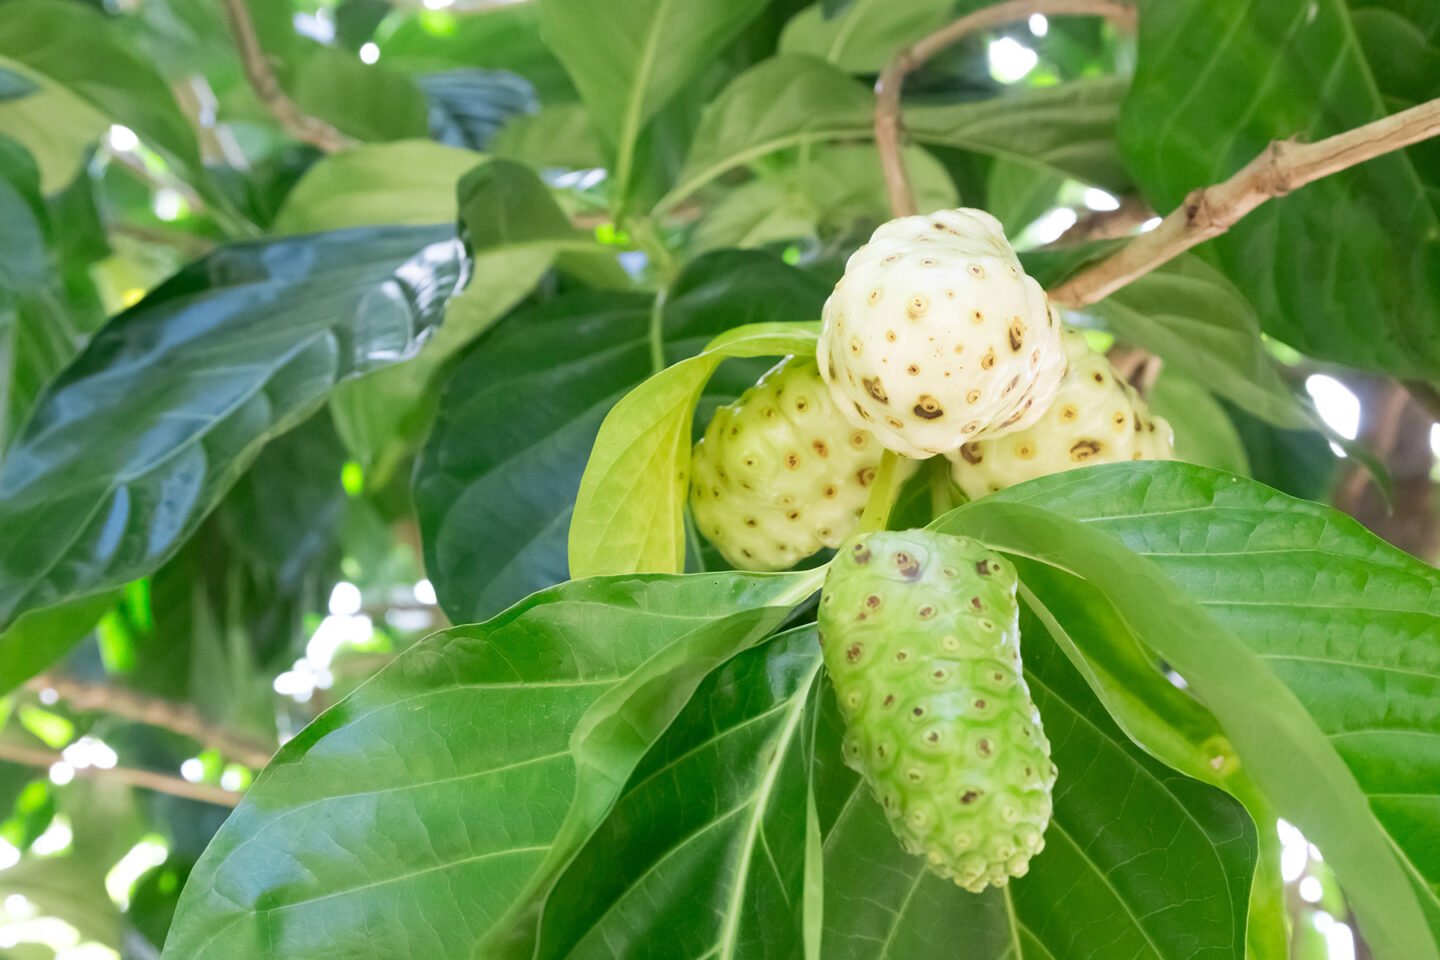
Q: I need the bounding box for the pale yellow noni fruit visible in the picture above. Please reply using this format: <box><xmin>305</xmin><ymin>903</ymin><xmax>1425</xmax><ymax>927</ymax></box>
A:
<box><xmin>817</xmin><ymin>209</ymin><xmax>1066</xmax><ymax>459</ymax></box>
<box><xmin>691</xmin><ymin>356</ymin><xmax>898</xmax><ymax>571</ymax></box>
<box><xmin>947</xmin><ymin>330</ymin><xmax>1175</xmax><ymax>498</ymax></box>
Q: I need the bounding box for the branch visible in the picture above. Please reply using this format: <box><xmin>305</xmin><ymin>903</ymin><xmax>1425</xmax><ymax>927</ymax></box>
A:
<box><xmin>1049</xmin><ymin>195</ymin><xmax>1154</xmax><ymax>246</ymax></box>
<box><xmin>27</xmin><ymin>674</ymin><xmax>274</xmax><ymax>770</ymax></box>
<box><xmin>219</xmin><ymin>0</ymin><xmax>354</xmax><ymax>153</ymax></box>
<box><xmin>0</xmin><ymin>742</ymin><xmax>241</xmax><ymax>808</ymax></box>
<box><xmin>1051</xmin><ymin>96</ymin><xmax>1440</xmax><ymax>307</ymax></box>
<box><xmin>875</xmin><ymin>0</ymin><xmax>1134</xmax><ymax>217</ymax></box>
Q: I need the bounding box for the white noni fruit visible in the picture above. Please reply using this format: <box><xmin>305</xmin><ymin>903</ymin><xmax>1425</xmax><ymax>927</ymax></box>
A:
<box><xmin>690</xmin><ymin>356</ymin><xmax>901</xmax><ymax>571</ymax></box>
<box><xmin>817</xmin><ymin>208</ymin><xmax>1066</xmax><ymax>459</ymax></box>
<box><xmin>947</xmin><ymin>329</ymin><xmax>1175</xmax><ymax>498</ymax></box>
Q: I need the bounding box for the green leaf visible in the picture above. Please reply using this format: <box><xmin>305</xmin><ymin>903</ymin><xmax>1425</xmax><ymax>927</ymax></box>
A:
<box><xmin>417</xmin><ymin>251</ymin><xmax>830</xmax><ymax>622</ymax></box>
<box><xmin>568</xmin><ymin>319</ymin><xmax>821</xmax><ymax>580</ymax></box>
<box><xmin>540</xmin><ymin>0</ymin><xmax>771</xmax><ymax>203</ymax></box>
<box><xmin>491</xmin><ymin>103</ymin><xmax>606</xmax><ymax>170</ymax></box>
<box><xmin>489</xmin><ymin>625</ymin><xmax>823</xmax><ymax>958</ymax></box>
<box><xmin>0</xmin><ymin>226</ymin><xmax>466</xmax><ymax>629</ymax></box>
<box><xmin>1079</xmin><ymin>255</ymin><xmax>1313</xmax><ymax>429</ymax></box>
<box><xmin>1122</xmin><ymin>0</ymin><xmax>1440</xmax><ymax>378</ymax></box>
<box><xmin>0</xmin><ymin>592</ymin><xmax>117</xmax><ymax>697</ymax></box>
<box><xmin>270</xmin><ymin>141</ymin><xmax>484</xmax><ymax>235</ymax></box>
<box><xmin>0</xmin><ymin>0</ymin><xmax>205</xmax><ymax>189</ymax></box>
<box><xmin>904</xmin><ymin>76</ymin><xmax>1132</xmax><ymax>194</ymax></box>
<box><xmin>957</xmin><ymin>462</ymin><xmax>1440</xmax><ymax>957</ymax></box>
<box><xmin>420</xmin><ymin>69</ymin><xmax>538</xmax><ymax>151</ymax></box>
<box><xmin>985</xmin><ymin>158</ymin><xmax>1065</xmax><ymax>236</ymax></box>
<box><xmin>1148</xmin><ymin>369</ymin><xmax>1252</xmax><ymax>476</ymax></box>
<box><xmin>660</xmin><ymin>55</ymin><xmax>873</xmax><ymax>215</ymax></box>
<box><xmin>817</xmin><ymin>599</ymin><xmax>1255</xmax><ymax>958</ymax></box>
<box><xmin>0</xmin><ymin>57</ymin><xmax>107</xmax><ymax>194</ymax></box>
<box><xmin>327</xmin><ymin>159</ymin><xmax>588</xmax><ymax>483</ymax></box>
<box><xmin>291</xmin><ymin>49</ymin><xmax>430</xmax><ymax>143</ymax></box>
<box><xmin>778</xmin><ymin>0</ymin><xmax>956</xmax><ymax>74</ymax></box>
<box><xmin>0</xmin><ymin>66</ymin><xmax>36</xmax><ymax>101</ymax></box>
<box><xmin>162</xmin><ymin>571</ymin><xmax>819</xmax><ymax>959</ymax></box>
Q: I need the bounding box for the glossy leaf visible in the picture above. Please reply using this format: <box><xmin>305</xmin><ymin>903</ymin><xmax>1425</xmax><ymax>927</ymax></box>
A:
<box><xmin>0</xmin><ymin>56</ymin><xmax>108</xmax><ymax>194</ymax></box>
<box><xmin>292</xmin><ymin>49</ymin><xmax>430</xmax><ymax>143</ymax></box>
<box><xmin>491</xmin><ymin>103</ymin><xmax>606</xmax><ymax>170</ymax></box>
<box><xmin>817</xmin><ymin>600</ymin><xmax>1255</xmax><ymax>959</ymax></box>
<box><xmin>420</xmin><ymin>69</ymin><xmax>539</xmax><ymax>151</ymax></box>
<box><xmin>1122</xmin><ymin>0</ymin><xmax>1440</xmax><ymax>377</ymax></box>
<box><xmin>418</xmin><ymin>251</ymin><xmax>830</xmax><ymax>622</ymax></box>
<box><xmin>955</xmin><ymin>462</ymin><xmax>1440</xmax><ymax>956</ymax></box>
<box><xmin>0</xmin><ymin>226</ymin><xmax>465</xmax><ymax>629</ymax></box>
<box><xmin>0</xmin><ymin>593</ymin><xmax>117</xmax><ymax>696</ymax></box>
<box><xmin>539</xmin><ymin>0</ymin><xmax>770</xmax><ymax>200</ymax></box>
<box><xmin>1148</xmin><ymin>369</ymin><xmax>1252</xmax><ymax>477</ymax></box>
<box><xmin>162</xmin><ymin>571</ymin><xmax>818</xmax><ymax>959</ymax></box>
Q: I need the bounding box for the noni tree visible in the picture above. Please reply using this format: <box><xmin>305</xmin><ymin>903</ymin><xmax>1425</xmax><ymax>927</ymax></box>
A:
<box><xmin>0</xmin><ymin>1</ymin><xmax>1436</xmax><ymax>959</ymax></box>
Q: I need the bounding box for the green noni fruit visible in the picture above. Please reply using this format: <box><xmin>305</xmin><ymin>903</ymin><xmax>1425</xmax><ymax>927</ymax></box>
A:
<box><xmin>818</xmin><ymin>529</ymin><xmax>1055</xmax><ymax>891</ymax></box>
<box><xmin>690</xmin><ymin>356</ymin><xmax>890</xmax><ymax>571</ymax></box>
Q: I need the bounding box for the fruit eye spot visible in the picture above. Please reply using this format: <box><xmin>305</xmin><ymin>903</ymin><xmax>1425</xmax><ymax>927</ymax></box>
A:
<box><xmin>907</xmin><ymin>295</ymin><xmax>929</xmax><ymax>318</ymax></box>
<box><xmin>913</xmin><ymin>395</ymin><xmax>944</xmax><ymax>419</ymax></box>
<box><xmin>865</xmin><ymin>594</ymin><xmax>882</xmax><ymax>608</ymax></box>
<box><xmin>917</xmin><ymin>604</ymin><xmax>936</xmax><ymax>619</ymax></box>
<box><xmin>857</xmin><ymin>467</ymin><xmax>877</xmax><ymax>487</ymax></box>
<box><xmin>863</xmin><ymin>376</ymin><xmax>889</xmax><ymax>404</ymax></box>
<box><xmin>981</xmin><ymin>350</ymin><xmax>997</xmax><ymax>370</ymax></box>
<box><xmin>885</xmin><ymin>330</ymin><xmax>897</xmax><ymax>342</ymax></box>
<box><xmin>868</xmin><ymin>288</ymin><xmax>883</xmax><ymax>305</ymax></box>
<box><xmin>906</xmin><ymin>364</ymin><xmax>920</xmax><ymax>376</ymax></box>
<box><xmin>784</xmin><ymin>453</ymin><xmax>800</xmax><ymax>469</ymax></box>
<box><xmin>968</xmin><ymin>264</ymin><xmax>986</xmax><ymax>279</ymax></box>
<box><xmin>959</xmin><ymin>443</ymin><xmax>983</xmax><ymax>465</ymax></box>
<box><xmin>1070</xmin><ymin>439</ymin><xmax>1103</xmax><ymax>461</ymax></box>
<box><xmin>971</xmin><ymin>310</ymin><xmax>985</xmax><ymax>324</ymax></box>
<box><xmin>1008</xmin><ymin>319</ymin><xmax>1025</xmax><ymax>351</ymax></box>
<box><xmin>845</xmin><ymin>643</ymin><xmax>864</xmax><ymax>663</ymax></box>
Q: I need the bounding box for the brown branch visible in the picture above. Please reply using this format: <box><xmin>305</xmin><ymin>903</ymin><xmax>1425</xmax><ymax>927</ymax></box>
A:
<box><xmin>1050</xmin><ymin>195</ymin><xmax>1155</xmax><ymax>246</ymax></box>
<box><xmin>0</xmin><ymin>742</ymin><xmax>241</xmax><ymax>808</ymax></box>
<box><xmin>1051</xmin><ymin>96</ymin><xmax>1440</xmax><ymax>307</ymax></box>
<box><xmin>875</xmin><ymin>0</ymin><xmax>1134</xmax><ymax>217</ymax></box>
<box><xmin>219</xmin><ymin>0</ymin><xmax>354</xmax><ymax>153</ymax></box>
<box><xmin>26</xmin><ymin>675</ymin><xmax>274</xmax><ymax>770</ymax></box>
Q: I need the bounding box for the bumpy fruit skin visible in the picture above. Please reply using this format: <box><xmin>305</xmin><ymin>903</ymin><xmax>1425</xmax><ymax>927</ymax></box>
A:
<box><xmin>690</xmin><ymin>357</ymin><xmax>889</xmax><ymax>571</ymax></box>
<box><xmin>819</xmin><ymin>530</ymin><xmax>1055</xmax><ymax>891</ymax></box>
<box><xmin>947</xmin><ymin>329</ymin><xmax>1175</xmax><ymax>499</ymax></box>
<box><xmin>817</xmin><ymin>208</ymin><xmax>1066</xmax><ymax>459</ymax></box>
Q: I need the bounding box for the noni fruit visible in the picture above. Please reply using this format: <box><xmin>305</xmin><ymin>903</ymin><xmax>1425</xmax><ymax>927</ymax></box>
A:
<box><xmin>819</xmin><ymin>530</ymin><xmax>1055</xmax><ymax>891</ymax></box>
<box><xmin>691</xmin><ymin>357</ymin><xmax>892</xmax><ymax>571</ymax></box>
<box><xmin>817</xmin><ymin>209</ymin><xmax>1066</xmax><ymax>459</ymax></box>
<box><xmin>948</xmin><ymin>329</ymin><xmax>1175</xmax><ymax>499</ymax></box>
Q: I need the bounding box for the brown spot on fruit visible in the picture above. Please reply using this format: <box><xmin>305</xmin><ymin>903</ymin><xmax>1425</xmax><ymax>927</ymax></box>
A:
<box><xmin>846</xmin><ymin>643</ymin><xmax>864</xmax><ymax>663</ymax></box>
<box><xmin>1004</xmin><ymin>375</ymin><xmax>1020</xmax><ymax>395</ymax></box>
<box><xmin>966</xmin><ymin>389</ymin><xmax>981</xmax><ymax>405</ymax></box>
<box><xmin>863</xmin><ymin>376</ymin><xmax>889</xmax><ymax>404</ymax></box>
<box><xmin>917</xmin><ymin>604</ymin><xmax>936</xmax><ymax>620</ymax></box>
<box><xmin>784</xmin><ymin>452</ymin><xmax>800</xmax><ymax>469</ymax></box>
<box><xmin>868</xmin><ymin>288</ymin><xmax>883</xmax><ymax>305</ymax></box>
<box><xmin>913</xmin><ymin>707</ymin><xmax>924</xmax><ymax>717</ymax></box>
<box><xmin>906</xmin><ymin>363</ymin><xmax>920</xmax><ymax>376</ymax></box>
<box><xmin>975</xmin><ymin>559</ymin><xmax>992</xmax><ymax>576</ymax></box>
<box><xmin>744</xmin><ymin>517</ymin><xmax>757</xmax><ymax>528</ymax></box>
<box><xmin>812</xmin><ymin>439</ymin><xmax>828</xmax><ymax>457</ymax></box>
<box><xmin>1092</xmin><ymin>371</ymin><xmax>1106</xmax><ymax>384</ymax></box>
<box><xmin>968</xmin><ymin>264</ymin><xmax>985</xmax><ymax>279</ymax></box>
<box><xmin>914</xmin><ymin>395</ymin><xmax>944</xmax><ymax>420</ymax></box>
<box><xmin>849</xmin><ymin>338</ymin><xmax>862</xmax><ymax>356</ymax></box>
<box><xmin>1015</xmin><ymin>441</ymin><xmax>1035</xmax><ymax>460</ymax></box>
<box><xmin>885</xmin><ymin>416</ymin><xmax>904</xmax><ymax>430</ymax></box>
<box><xmin>1008</xmin><ymin>318</ymin><xmax>1025</xmax><ymax>351</ymax></box>
<box><xmin>1059</xmin><ymin>404</ymin><xmax>1079</xmax><ymax>422</ymax></box>
<box><xmin>978</xmin><ymin>738</ymin><xmax>992</xmax><ymax>757</ymax></box>
<box><xmin>785</xmin><ymin>510</ymin><xmax>800</xmax><ymax>521</ymax></box>
<box><xmin>883</xmin><ymin>694</ymin><xmax>895</xmax><ymax>707</ymax></box>
<box><xmin>857</xmin><ymin>466</ymin><xmax>877</xmax><ymax>487</ymax></box>
<box><xmin>851</xmin><ymin>543</ymin><xmax>872</xmax><ymax>564</ymax></box>
<box><xmin>895</xmin><ymin>552</ymin><xmax>922</xmax><ymax>579</ymax></box>
<box><xmin>971</xmin><ymin>310</ymin><xmax>985</xmax><ymax>325</ymax></box>
<box><xmin>981</xmin><ymin>349</ymin><xmax>996</xmax><ymax>371</ymax></box>
<box><xmin>822</xmin><ymin>484</ymin><xmax>838</xmax><ymax>499</ymax></box>
<box><xmin>852</xmin><ymin>402</ymin><xmax>873</xmax><ymax>421</ymax></box>
<box><xmin>960</xmin><ymin>790</ymin><xmax>980</xmax><ymax>804</ymax></box>
<box><xmin>1071</xmin><ymin>439</ymin><xmax>1103</xmax><ymax>461</ymax></box>
<box><xmin>885</xmin><ymin>330</ymin><xmax>897</xmax><ymax>342</ymax></box>
<box><xmin>865</xmin><ymin>594</ymin><xmax>882</xmax><ymax>609</ymax></box>
<box><xmin>907</xmin><ymin>295</ymin><xmax>929</xmax><ymax>318</ymax></box>
<box><xmin>959</xmin><ymin>442</ymin><xmax>983</xmax><ymax>465</ymax></box>
<box><xmin>971</xmin><ymin>596</ymin><xmax>984</xmax><ymax>610</ymax></box>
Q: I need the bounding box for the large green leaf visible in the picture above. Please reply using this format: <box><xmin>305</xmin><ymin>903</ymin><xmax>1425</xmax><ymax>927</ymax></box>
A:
<box><xmin>539</xmin><ymin>0</ymin><xmax>770</xmax><ymax>203</ymax></box>
<box><xmin>161</xmin><ymin>571</ymin><xmax>819</xmax><ymax>959</ymax></box>
<box><xmin>0</xmin><ymin>226</ymin><xmax>465</xmax><ymax>629</ymax></box>
<box><xmin>489</xmin><ymin>625</ymin><xmax>823</xmax><ymax>959</ymax></box>
<box><xmin>961</xmin><ymin>462</ymin><xmax>1440</xmax><ymax>957</ymax></box>
<box><xmin>0</xmin><ymin>57</ymin><xmax>107</xmax><ymax>195</ymax></box>
<box><xmin>417</xmin><ymin>251</ymin><xmax>830</xmax><ymax>623</ymax></box>
<box><xmin>818</xmin><ymin>601</ymin><xmax>1255</xmax><ymax>958</ymax></box>
<box><xmin>1121</xmin><ymin>0</ymin><xmax>1440</xmax><ymax>377</ymax></box>
<box><xmin>0</xmin><ymin>0</ymin><xmax>205</xmax><ymax>189</ymax></box>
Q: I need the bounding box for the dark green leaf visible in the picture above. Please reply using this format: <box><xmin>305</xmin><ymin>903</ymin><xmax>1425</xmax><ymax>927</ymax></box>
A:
<box><xmin>162</xmin><ymin>571</ymin><xmax>819</xmax><ymax>959</ymax></box>
<box><xmin>1122</xmin><ymin>0</ymin><xmax>1440</xmax><ymax>377</ymax></box>
<box><xmin>420</xmin><ymin>69</ymin><xmax>539</xmax><ymax>151</ymax></box>
<box><xmin>417</xmin><ymin>251</ymin><xmax>829</xmax><ymax>622</ymax></box>
<box><xmin>491</xmin><ymin>104</ymin><xmax>606</xmax><ymax>170</ymax></box>
<box><xmin>778</xmin><ymin>0</ymin><xmax>957</xmax><ymax>74</ymax></box>
<box><xmin>1148</xmin><ymin>369</ymin><xmax>1252</xmax><ymax>476</ymax></box>
<box><xmin>0</xmin><ymin>66</ymin><xmax>35</xmax><ymax>102</ymax></box>
<box><xmin>0</xmin><ymin>593</ymin><xmax>116</xmax><ymax>697</ymax></box>
<box><xmin>0</xmin><ymin>226</ymin><xmax>465</xmax><ymax>629</ymax></box>
<box><xmin>292</xmin><ymin>50</ymin><xmax>430</xmax><ymax>143</ymax></box>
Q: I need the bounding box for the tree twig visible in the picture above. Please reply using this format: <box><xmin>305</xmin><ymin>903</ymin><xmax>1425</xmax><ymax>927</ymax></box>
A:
<box><xmin>0</xmin><ymin>742</ymin><xmax>241</xmax><ymax>808</ymax></box>
<box><xmin>26</xmin><ymin>674</ymin><xmax>274</xmax><ymax>770</ymax></box>
<box><xmin>1051</xmin><ymin>96</ymin><xmax>1440</xmax><ymax>307</ymax></box>
<box><xmin>219</xmin><ymin>0</ymin><xmax>354</xmax><ymax>153</ymax></box>
<box><xmin>1049</xmin><ymin>195</ymin><xmax>1154</xmax><ymax>246</ymax></box>
<box><xmin>874</xmin><ymin>0</ymin><xmax>1134</xmax><ymax>217</ymax></box>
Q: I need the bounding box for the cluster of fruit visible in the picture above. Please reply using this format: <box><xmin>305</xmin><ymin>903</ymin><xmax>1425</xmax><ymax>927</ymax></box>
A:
<box><xmin>688</xmin><ymin>209</ymin><xmax>1175</xmax><ymax>890</ymax></box>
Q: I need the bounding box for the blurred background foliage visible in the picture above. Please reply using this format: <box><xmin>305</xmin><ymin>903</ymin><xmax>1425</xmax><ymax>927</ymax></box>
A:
<box><xmin>0</xmin><ymin>0</ymin><xmax>1435</xmax><ymax>956</ymax></box>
